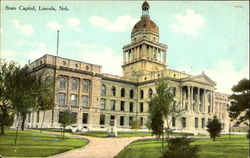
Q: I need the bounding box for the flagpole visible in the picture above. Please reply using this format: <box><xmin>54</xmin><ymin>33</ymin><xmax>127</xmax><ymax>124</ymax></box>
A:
<box><xmin>56</xmin><ymin>30</ymin><xmax>59</xmax><ymax>56</ymax></box>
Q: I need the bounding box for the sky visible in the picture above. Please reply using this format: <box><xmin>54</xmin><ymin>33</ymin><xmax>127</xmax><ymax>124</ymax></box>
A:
<box><xmin>0</xmin><ymin>1</ymin><xmax>249</xmax><ymax>94</ymax></box>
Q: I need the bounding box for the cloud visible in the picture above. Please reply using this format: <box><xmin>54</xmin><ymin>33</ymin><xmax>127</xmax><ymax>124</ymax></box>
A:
<box><xmin>46</xmin><ymin>21</ymin><xmax>62</xmax><ymax>30</ymax></box>
<box><xmin>170</xmin><ymin>9</ymin><xmax>205</xmax><ymax>36</ymax></box>
<box><xmin>0</xmin><ymin>28</ymin><xmax>3</xmax><ymax>33</ymax></box>
<box><xmin>89</xmin><ymin>15</ymin><xmax>138</xmax><ymax>32</ymax></box>
<box><xmin>66</xmin><ymin>17</ymin><xmax>82</xmax><ymax>32</ymax></box>
<box><xmin>13</xmin><ymin>20</ymin><xmax>34</xmax><ymax>36</ymax></box>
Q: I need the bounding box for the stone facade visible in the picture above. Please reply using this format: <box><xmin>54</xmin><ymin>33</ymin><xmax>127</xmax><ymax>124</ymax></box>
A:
<box><xmin>17</xmin><ymin>1</ymin><xmax>230</xmax><ymax>134</ymax></box>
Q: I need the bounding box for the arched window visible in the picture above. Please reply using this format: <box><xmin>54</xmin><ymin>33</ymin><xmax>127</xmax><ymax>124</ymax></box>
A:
<box><xmin>121</xmin><ymin>88</ymin><xmax>125</xmax><ymax>97</ymax></box>
<box><xmin>83</xmin><ymin>80</ymin><xmax>89</xmax><ymax>92</ymax></box>
<box><xmin>129</xmin><ymin>89</ymin><xmax>134</xmax><ymax>99</ymax></box>
<box><xmin>71</xmin><ymin>79</ymin><xmax>79</xmax><ymax>91</ymax></box>
<box><xmin>60</xmin><ymin>77</ymin><xmax>66</xmax><ymax>89</ymax></box>
<box><xmin>140</xmin><ymin>90</ymin><xmax>144</xmax><ymax>99</ymax></box>
<box><xmin>101</xmin><ymin>85</ymin><xmax>106</xmax><ymax>96</ymax></box>
<box><xmin>111</xmin><ymin>86</ymin><xmax>116</xmax><ymax>96</ymax></box>
<box><xmin>148</xmin><ymin>88</ymin><xmax>153</xmax><ymax>98</ymax></box>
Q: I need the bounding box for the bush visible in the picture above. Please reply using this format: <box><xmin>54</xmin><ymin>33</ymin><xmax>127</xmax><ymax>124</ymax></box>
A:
<box><xmin>161</xmin><ymin>137</ymin><xmax>200</xmax><ymax>158</ymax></box>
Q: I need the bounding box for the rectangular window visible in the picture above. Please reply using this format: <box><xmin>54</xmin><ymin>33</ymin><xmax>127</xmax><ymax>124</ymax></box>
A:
<box><xmin>71</xmin><ymin>112</ymin><xmax>77</xmax><ymax>123</ymax></box>
<box><xmin>110</xmin><ymin>115</ymin><xmax>115</xmax><ymax>126</ymax></box>
<box><xmin>83</xmin><ymin>80</ymin><xmax>89</xmax><ymax>92</ymax></box>
<box><xmin>100</xmin><ymin>99</ymin><xmax>106</xmax><ymax>110</ymax></box>
<box><xmin>129</xmin><ymin>117</ymin><xmax>133</xmax><ymax>126</ymax></box>
<box><xmin>36</xmin><ymin>111</ymin><xmax>40</xmax><ymax>123</ymax></box>
<box><xmin>129</xmin><ymin>102</ymin><xmax>133</xmax><ymax>112</ymax></box>
<box><xmin>82</xmin><ymin>96</ymin><xmax>89</xmax><ymax>107</ymax></box>
<box><xmin>172</xmin><ymin>117</ymin><xmax>176</xmax><ymax>127</ymax></box>
<box><xmin>181</xmin><ymin>117</ymin><xmax>186</xmax><ymax>128</ymax></box>
<box><xmin>195</xmin><ymin>117</ymin><xmax>198</xmax><ymax>128</ymax></box>
<box><xmin>120</xmin><ymin>116</ymin><xmax>124</xmax><ymax>126</ymax></box>
<box><xmin>120</xmin><ymin>101</ymin><xmax>125</xmax><ymax>111</ymax></box>
<box><xmin>82</xmin><ymin>113</ymin><xmax>88</xmax><ymax>124</ymax></box>
<box><xmin>111</xmin><ymin>100</ymin><xmax>116</xmax><ymax>111</ymax></box>
<box><xmin>71</xmin><ymin>79</ymin><xmax>79</xmax><ymax>91</ymax></box>
<box><xmin>140</xmin><ymin>102</ymin><xmax>143</xmax><ymax>112</ymax></box>
<box><xmin>202</xmin><ymin>118</ymin><xmax>205</xmax><ymax>128</ymax></box>
<box><xmin>71</xmin><ymin>94</ymin><xmax>78</xmax><ymax>107</ymax></box>
<box><xmin>59</xmin><ymin>111</ymin><xmax>63</xmax><ymax>123</ymax></box>
<box><xmin>60</xmin><ymin>77</ymin><xmax>67</xmax><ymax>89</ymax></box>
<box><xmin>59</xmin><ymin>93</ymin><xmax>66</xmax><ymax>106</ymax></box>
<box><xmin>140</xmin><ymin>117</ymin><xmax>143</xmax><ymax>126</ymax></box>
<box><xmin>100</xmin><ymin>115</ymin><xmax>105</xmax><ymax>125</ymax></box>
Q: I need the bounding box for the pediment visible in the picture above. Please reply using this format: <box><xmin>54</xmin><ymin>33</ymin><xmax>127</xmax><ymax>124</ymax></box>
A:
<box><xmin>182</xmin><ymin>74</ymin><xmax>216</xmax><ymax>87</ymax></box>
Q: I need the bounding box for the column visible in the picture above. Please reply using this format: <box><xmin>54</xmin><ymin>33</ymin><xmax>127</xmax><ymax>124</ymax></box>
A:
<box><xmin>204</xmin><ymin>89</ymin><xmax>207</xmax><ymax>113</ymax></box>
<box><xmin>190</xmin><ymin>86</ymin><xmax>193</xmax><ymax>111</ymax></box>
<box><xmin>142</xmin><ymin>44</ymin><xmax>146</xmax><ymax>58</ymax></box>
<box><xmin>197</xmin><ymin>88</ymin><xmax>200</xmax><ymax>112</ymax></box>
<box><xmin>187</xmin><ymin>86</ymin><xmax>190</xmax><ymax>111</ymax></box>
<box><xmin>123</xmin><ymin>51</ymin><xmax>125</xmax><ymax>64</ymax></box>
<box><xmin>163</xmin><ymin>51</ymin><xmax>166</xmax><ymax>64</ymax></box>
<box><xmin>210</xmin><ymin>91</ymin><xmax>213</xmax><ymax>113</ymax></box>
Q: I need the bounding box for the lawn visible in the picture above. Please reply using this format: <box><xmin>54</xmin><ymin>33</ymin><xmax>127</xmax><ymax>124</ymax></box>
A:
<box><xmin>0</xmin><ymin>129</ymin><xmax>89</xmax><ymax>157</ymax></box>
<box><xmin>116</xmin><ymin>135</ymin><xmax>249</xmax><ymax>158</ymax></box>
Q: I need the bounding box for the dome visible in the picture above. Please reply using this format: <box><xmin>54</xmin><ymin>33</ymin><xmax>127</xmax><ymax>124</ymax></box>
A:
<box><xmin>131</xmin><ymin>17</ymin><xmax>159</xmax><ymax>35</ymax></box>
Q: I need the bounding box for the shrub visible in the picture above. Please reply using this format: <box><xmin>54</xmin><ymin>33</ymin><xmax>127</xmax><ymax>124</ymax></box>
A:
<box><xmin>161</xmin><ymin>137</ymin><xmax>200</xmax><ymax>158</ymax></box>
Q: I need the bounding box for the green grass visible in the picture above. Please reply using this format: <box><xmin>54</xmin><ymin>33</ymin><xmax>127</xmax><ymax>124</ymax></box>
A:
<box><xmin>0</xmin><ymin>129</ymin><xmax>89</xmax><ymax>157</ymax></box>
<box><xmin>116</xmin><ymin>135</ymin><xmax>249</xmax><ymax>158</ymax></box>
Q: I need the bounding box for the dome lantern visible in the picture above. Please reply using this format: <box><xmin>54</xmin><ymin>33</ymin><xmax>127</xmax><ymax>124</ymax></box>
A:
<box><xmin>142</xmin><ymin>0</ymin><xmax>150</xmax><ymax>17</ymax></box>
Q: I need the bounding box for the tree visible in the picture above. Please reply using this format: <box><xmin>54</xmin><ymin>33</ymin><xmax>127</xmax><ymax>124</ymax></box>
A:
<box><xmin>58</xmin><ymin>110</ymin><xmax>76</xmax><ymax>139</ymax></box>
<box><xmin>0</xmin><ymin>60</ymin><xmax>19</xmax><ymax>135</ymax></box>
<box><xmin>145</xmin><ymin>119</ymin><xmax>151</xmax><ymax>131</ymax></box>
<box><xmin>206</xmin><ymin>116</ymin><xmax>222</xmax><ymax>141</ymax></box>
<box><xmin>228</xmin><ymin>78</ymin><xmax>250</xmax><ymax>125</ymax></box>
<box><xmin>131</xmin><ymin>119</ymin><xmax>140</xmax><ymax>132</ymax></box>
<box><xmin>161</xmin><ymin>137</ymin><xmax>200</xmax><ymax>158</ymax></box>
<box><xmin>148</xmin><ymin>79</ymin><xmax>182</xmax><ymax>147</ymax></box>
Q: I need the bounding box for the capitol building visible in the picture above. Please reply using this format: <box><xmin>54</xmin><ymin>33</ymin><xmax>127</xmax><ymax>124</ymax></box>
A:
<box><xmin>20</xmin><ymin>1</ymin><xmax>230</xmax><ymax>134</ymax></box>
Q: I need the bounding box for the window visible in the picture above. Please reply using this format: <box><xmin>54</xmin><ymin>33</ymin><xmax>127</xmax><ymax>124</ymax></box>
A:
<box><xmin>37</xmin><ymin>111</ymin><xmax>40</xmax><ymax>123</ymax></box>
<box><xmin>208</xmin><ymin>105</ymin><xmax>211</xmax><ymax>113</ymax></box>
<box><xmin>181</xmin><ymin>117</ymin><xmax>186</xmax><ymax>128</ymax></box>
<box><xmin>173</xmin><ymin>101</ymin><xmax>177</xmax><ymax>112</ymax></box>
<box><xmin>121</xmin><ymin>88</ymin><xmax>125</xmax><ymax>97</ymax></box>
<box><xmin>100</xmin><ymin>115</ymin><xmax>105</xmax><ymax>125</ymax></box>
<box><xmin>82</xmin><ymin>113</ymin><xmax>88</xmax><ymax>124</ymax></box>
<box><xmin>120</xmin><ymin>116</ymin><xmax>124</xmax><ymax>126</ymax></box>
<box><xmin>120</xmin><ymin>101</ymin><xmax>125</xmax><ymax>111</ymax></box>
<box><xmin>71</xmin><ymin>94</ymin><xmax>78</xmax><ymax>107</ymax></box>
<box><xmin>71</xmin><ymin>79</ymin><xmax>79</xmax><ymax>91</ymax></box>
<box><xmin>148</xmin><ymin>88</ymin><xmax>153</xmax><ymax>98</ymax></box>
<box><xmin>129</xmin><ymin>117</ymin><xmax>133</xmax><ymax>126</ymax></box>
<box><xmin>172</xmin><ymin>117</ymin><xmax>176</xmax><ymax>127</ymax></box>
<box><xmin>111</xmin><ymin>86</ymin><xmax>116</xmax><ymax>96</ymax></box>
<box><xmin>71</xmin><ymin>112</ymin><xmax>77</xmax><ymax>123</ymax></box>
<box><xmin>195</xmin><ymin>117</ymin><xmax>198</xmax><ymax>128</ymax></box>
<box><xmin>140</xmin><ymin>117</ymin><xmax>143</xmax><ymax>126</ymax></box>
<box><xmin>111</xmin><ymin>100</ymin><xmax>116</xmax><ymax>111</ymax></box>
<box><xmin>173</xmin><ymin>87</ymin><xmax>176</xmax><ymax>96</ymax></box>
<box><xmin>100</xmin><ymin>98</ymin><xmax>106</xmax><ymax>110</ymax></box>
<box><xmin>59</xmin><ymin>93</ymin><xmax>66</xmax><ymax>106</ymax></box>
<box><xmin>129</xmin><ymin>89</ymin><xmax>134</xmax><ymax>99</ymax></box>
<box><xmin>60</xmin><ymin>77</ymin><xmax>67</xmax><ymax>89</ymax></box>
<box><xmin>101</xmin><ymin>85</ymin><xmax>106</xmax><ymax>96</ymax></box>
<box><xmin>202</xmin><ymin>118</ymin><xmax>205</xmax><ymax>128</ymax></box>
<box><xmin>59</xmin><ymin>111</ymin><xmax>63</xmax><ymax>123</ymax></box>
<box><xmin>129</xmin><ymin>102</ymin><xmax>133</xmax><ymax>112</ymax></box>
<box><xmin>140</xmin><ymin>103</ymin><xmax>144</xmax><ymax>112</ymax></box>
<box><xmin>82</xmin><ymin>96</ymin><xmax>89</xmax><ymax>107</ymax></box>
<box><xmin>83</xmin><ymin>80</ymin><xmax>89</xmax><ymax>92</ymax></box>
<box><xmin>140</xmin><ymin>90</ymin><xmax>144</xmax><ymax>99</ymax></box>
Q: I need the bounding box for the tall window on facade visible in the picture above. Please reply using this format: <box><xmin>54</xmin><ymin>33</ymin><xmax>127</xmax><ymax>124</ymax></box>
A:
<box><xmin>121</xmin><ymin>88</ymin><xmax>125</xmax><ymax>97</ymax></box>
<box><xmin>59</xmin><ymin>111</ymin><xmax>63</xmax><ymax>123</ymax></box>
<box><xmin>140</xmin><ymin>90</ymin><xmax>144</xmax><ymax>99</ymax></box>
<box><xmin>172</xmin><ymin>117</ymin><xmax>176</xmax><ymax>127</ymax></box>
<box><xmin>37</xmin><ymin>111</ymin><xmax>40</xmax><ymax>123</ymax></box>
<box><xmin>208</xmin><ymin>105</ymin><xmax>211</xmax><ymax>113</ymax></box>
<box><xmin>100</xmin><ymin>98</ymin><xmax>106</xmax><ymax>110</ymax></box>
<box><xmin>111</xmin><ymin>100</ymin><xmax>116</xmax><ymax>111</ymax></box>
<box><xmin>173</xmin><ymin>101</ymin><xmax>177</xmax><ymax>112</ymax></box>
<box><xmin>201</xmin><ymin>118</ymin><xmax>205</xmax><ymax>128</ymax></box>
<box><xmin>82</xmin><ymin>96</ymin><xmax>89</xmax><ymax>107</ymax></box>
<box><xmin>60</xmin><ymin>77</ymin><xmax>67</xmax><ymax>89</ymax></box>
<box><xmin>101</xmin><ymin>85</ymin><xmax>106</xmax><ymax>96</ymax></box>
<box><xmin>71</xmin><ymin>112</ymin><xmax>77</xmax><ymax>123</ymax></box>
<box><xmin>120</xmin><ymin>101</ymin><xmax>125</xmax><ymax>111</ymax></box>
<box><xmin>72</xmin><ymin>79</ymin><xmax>79</xmax><ymax>91</ymax></box>
<box><xmin>195</xmin><ymin>117</ymin><xmax>198</xmax><ymax>128</ymax></box>
<box><xmin>120</xmin><ymin>116</ymin><xmax>124</xmax><ymax>126</ymax></box>
<box><xmin>58</xmin><ymin>93</ymin><xmax>66</xmax><ymax>106</ymax></box>
<box><xmin>129</xmin><ymin>89</ymin><xmax>134</xmax><ymax>98</ymax></box>
<box><xmin>140</xmin><ymin>102</ymin><xmax>144</xmax><ymax>112</ymax></box>
<box><xmin>83</xmin><ymin>80</ymin><xmax>89</xmax><ymax>92</ymax></box>
<box><xmin>140</xmin><ymin>117</ymin><xmax>143</xmax><ymax>126</ymax></box>
<box><xmin>129</xmin><ymin>117</ymin><xmax>133</xmax><ymax>126</ymax></box>
<box><xmin>71</xmin><ymin>94</ymin><xmax>78</xmax><ymax>107</ymax></box>
<box><xmin>129</xmin><ymin>102</ymin><xmax>133</xmax><ymax>112</ymax></box>
<box><xmin>173</xmin><ymin>87</ymin><xmax>176</xmax><ymax>96</ymax></box>
<box><xmin>100</xmin><ymin>115</ymin><xmax>105</xmax><ymax>125</ymax></box>
<box><xmin>181</xmin><ymin>117</ymin><xmax>186</xmax><ymax>128</ymax></box>
<box><xmin>148</xmin><ymin>88</ymin><xmax>153</xmax><ymax>98</ymax></box>
<box><xmin>111</xmin><ymin>86</ymin><xmax>116</xmax><ymax>96</ymax></box>
<box><xmin>82</xmin><ymin>113</ymin><xmax>88</xmax><ymax>124</ymax></box>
